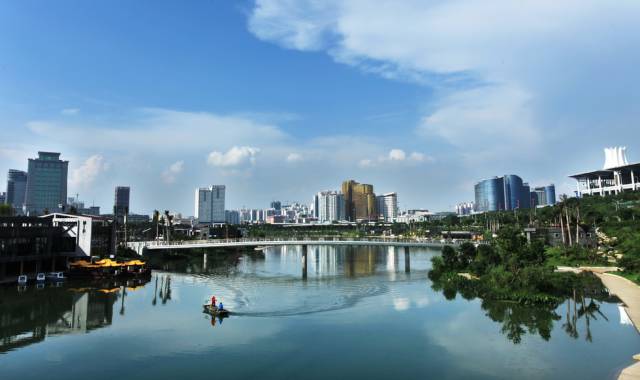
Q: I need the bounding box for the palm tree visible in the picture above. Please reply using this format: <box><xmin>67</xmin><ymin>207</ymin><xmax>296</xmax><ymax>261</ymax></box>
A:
<box><xmin>164</xmin><ymin>210</ymin><xmax>171</xmax><ymax>243</ymax></box>
<box><xmin>153</xmin><ymin>210</ymin><xmax>160</xmax><ymax>241</ymax></box>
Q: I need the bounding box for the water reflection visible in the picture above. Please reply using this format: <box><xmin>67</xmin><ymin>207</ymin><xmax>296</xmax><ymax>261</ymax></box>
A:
<box><xmin>431</xmin><ymin>275</ymin><xmax>617</xmax><ymax>344</ymax></box>
<box><xmin>0</xmin><ymin>277</ymin><xmax>151</xmax><ymax>354</ymax></box>
<box><xmin>145</xmin><ymin>245</ymin><xmax>420</xmax><ymax>280</ymax></box>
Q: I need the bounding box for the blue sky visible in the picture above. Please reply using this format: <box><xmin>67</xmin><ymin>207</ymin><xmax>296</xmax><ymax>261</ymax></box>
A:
<box><xmin>1</xmin><ymin>0</ymin><xmax>639</xmax><ymax>215</ymax></box>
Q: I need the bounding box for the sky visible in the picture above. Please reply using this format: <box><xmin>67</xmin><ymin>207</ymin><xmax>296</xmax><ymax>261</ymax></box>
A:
<box><xmin>1</xmin><ymin>0</ymin><xmax>639</xmax><ymax>215</ymax></box>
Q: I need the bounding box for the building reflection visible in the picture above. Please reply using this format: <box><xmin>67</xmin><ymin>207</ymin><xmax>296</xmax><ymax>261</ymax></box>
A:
<box><xmin>273</xmin><ymin>245</ymin><xmax>412</xmax><ymax>278</ymax></box>
<box><xmin>0</xmin><ymin>277</ymin><xmax>150</xmax><ymax>354</ymax></box>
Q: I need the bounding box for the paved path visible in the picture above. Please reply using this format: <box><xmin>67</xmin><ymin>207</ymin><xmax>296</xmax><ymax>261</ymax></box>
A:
<box><xmin>594</xmin><ymin>273</ymin><xmax>640</xmax><ymax>380</ymax></box>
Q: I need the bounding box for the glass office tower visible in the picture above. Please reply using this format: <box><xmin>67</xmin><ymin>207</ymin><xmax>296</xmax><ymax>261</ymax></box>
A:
<box><xmin>24</xmin><ymin>152</ymin><xmax>68</xmax><ymax>215</ymax></box>
<box><xmin>475</xmin><ymin>174</ymin><xmax>530</xmax><ymax>212</ymax></box>
<box><xmin>545</xmin><ymin>185</ymin><xmax>556</xmax><ymax>205</ymax></box>
<box><xmin>474</xmin><ymin>177</ymin><xmax>505</xmax><ymax>212</ymax></box>
<box><xmin>6</xmin><ymin>169</ymin><xmax>28</xmax><ymax>214</ymax></box>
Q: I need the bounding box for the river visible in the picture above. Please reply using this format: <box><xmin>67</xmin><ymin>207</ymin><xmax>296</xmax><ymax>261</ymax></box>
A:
<box><xmin>1</xmin><ymin>245</ymin><xmax>639</xmax><ymax>379</ymax></box>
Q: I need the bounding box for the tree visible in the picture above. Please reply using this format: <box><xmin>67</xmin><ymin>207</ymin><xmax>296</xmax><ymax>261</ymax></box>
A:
<box><xmin>0</xmin><ymin>204</ymin><xmax>14</xmax><ymax>216</ymax></box>
<box><xmin>441</xmin><ymin>245</ymin><xmax>459</xmax><ymax>269</ymax></box>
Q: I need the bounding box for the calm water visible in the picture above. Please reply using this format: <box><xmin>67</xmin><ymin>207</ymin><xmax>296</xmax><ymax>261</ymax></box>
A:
<box><xmin>1</xmin><ymin>246</ymin><xmax>639</xmax><ymax>379</ymax></box>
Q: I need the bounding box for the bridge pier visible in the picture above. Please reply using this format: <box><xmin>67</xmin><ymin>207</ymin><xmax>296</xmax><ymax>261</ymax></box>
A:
<box><xmin>404</xmin><ymin>246</ymin><xmax>410</xmax><ymax>273</ymax></box>
<box><xmin>302</xmin><ymin>245</ymin><xmax>308</xmax><ymax>280</ymax></box>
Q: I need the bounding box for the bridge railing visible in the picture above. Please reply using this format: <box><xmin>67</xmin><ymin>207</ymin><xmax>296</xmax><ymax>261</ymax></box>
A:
<box><xmin>134</xmin><ymin>236</ymin><xmax>470</xmax><ymax>248</ymax></box>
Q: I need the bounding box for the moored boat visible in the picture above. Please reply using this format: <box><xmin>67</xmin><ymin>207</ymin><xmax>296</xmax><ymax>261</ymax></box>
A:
<box><xmin>36</xmin><ymin>273</ymin><xmax>46</xmax><ymax>282</ymax></box>
<box><xmin>68</xmin><ymin>258</ymin><xmax>151</xmax><ymax>279</ymax></box>
<box><xmin>17</xmin><ymin>275</ymin><xmax>28</xmax><ymax>285</ymax></box>
<box><xmin>46</xmin><ymin>272</ymin><xmax>65</xmax><ymax>281</ymax></box>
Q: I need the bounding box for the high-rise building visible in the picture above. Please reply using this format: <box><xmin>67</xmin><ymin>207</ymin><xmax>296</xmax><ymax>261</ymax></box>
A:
<box><xmin>376</xmin><ymin>192</ymin><xmax>398</xmax><ymax>222</ymax></box>
<box><xmin>342</xmin><ymin>180</ymin><xmax>376</xmax><ymax>222</ymax></box>
<box><xmin>456</xmin><ymin>202</ymin><xmax>474</xmax><ymax>216</ymax></box>
<box><xmin>195</xmin><ymin>185</ymin><xmax>225</xmax><ymax>224</ymax></box>
<box><xmin>114</xmin><ymin>186</ymin><xmax>130</xmax><ymax>224</ymax></box>
<box><xmin>531</xmin><ymin>184</ymin><xmax>556</xmax><ymax>207</ymax></box>
<box><xmin>317</xmin><ymin>191</ymin><xmax>345</xmax><ymax>222</ymax></box>
<box><xmin>312</xmin><ymin>194</ymin><xmax>320</xmax><ymax>219</ymax></box>
<box><xmin>0</xmin><ymin>192</ymin><xmax>5</xmax><ymax>205</ymax></box>
<box><xmin>225</xmin><ymin>210</ymin><xmax>240</xmax><ymax>225</ymax></box>
<box><xmin>6</xmin><ymin>169</ymin><xmax>27</xmax><ymax>214</ymax></box>
<box><xmin>270</xmin><ymin>201</ymin><xmax>282</xmax><ymax>212</ymax></box>
<box><xmin>24</xmin><ymin>152</ymin><xmax>68</xmax><ymax>215</ymax></box>
<box><xmin>474</xmin><ymin>177</ymin><xmax>505</xmax><ymax>212</ymax></box>
<box><xmin>474</xmin><ymin>174</ymin><xmax>530</xmax><ymax>212</ymax></box>
<box><xmin>545</xmin><ymin>185</ymin><xmax>556</xmax><ymax>205</ymax></box>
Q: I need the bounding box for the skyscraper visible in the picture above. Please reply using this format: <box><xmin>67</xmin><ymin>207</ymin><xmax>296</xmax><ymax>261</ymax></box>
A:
<box><xmin>195</xmin><ymin>185</ymin><xmax>225</xmax><ymax>224</ymax></box>
<box><xmin>342</xmin><ymin>180</ymin><xmax>376</xmax><ymax>222</ymax></box>
<box><xmin>114</xmin><ymin>186</ymin><xmax>130</xmax><ymax>223</ymax></box>
<box><xmin>474</xmin><ymin>174</ymin><xmax>529</xmax><ymax>212</ymax></box>
<box><xmin>376</xmin><ymin>192</ymin><xmax>398</xmax><ymax>222</ymax></box>
<box><xmin>545</xmin><ymin>185</ymin><xmax>556</xmax><ymax>205</ymax></box>
<box><xmin>24</xmin><ymin>152</ymin><xmax>68</xmax><ymax>215</ymax></box>
<box><xmin>316</xmin><ymin>191</ymin><xmax>345</xmax><ymax>222</ymax></box>
<box><xmin>474</xmin><ymin>177</ymin><xmax>505</xmax><ymax>212</ymax></box>
<box><xmin>6</xmin><ymin>169</ymin><xmax>27</xmax><ymax>214</ymax></box>
<box><xmin>531</xmin><ymin>184</ymin><xmax>556</xmax><ymax>207</ymax></box>
<box><xmin>270</xmin><ymin>201</ymin><xmax>282</xmax><ymax>212</ymax></box>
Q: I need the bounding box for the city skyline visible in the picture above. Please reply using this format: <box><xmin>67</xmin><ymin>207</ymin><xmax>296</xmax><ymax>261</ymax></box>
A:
<box><xmin>2</xmin><ymin>1</ymin><xmax>639</xmax><ymax>215</ymax></box>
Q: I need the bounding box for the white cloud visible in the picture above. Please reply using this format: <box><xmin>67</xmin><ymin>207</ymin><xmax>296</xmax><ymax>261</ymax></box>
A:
<box><xmin>388</xmin><ymin>149</ymin><xmax>406</xmax><ymax>161</ymax></box>
<box><xmin>207</xmin><ymin>146</ymin><xmax>260</xmax><ymax>168</ymax></box>
<box><xmin>61</xmin><ymin>108</ymin><xmax>79</xmax><ymax>115</ymax></box>
<box><xmin>361</xmin><ymin>149</ymin><xmax>433</xmax><ymax>167</ymax></box>
<box><xmin>409</xmin><ymin>152</ymin><xmax>428</xmax><ymax>162</ymax></box>
<box><xmin>286</xmin><ymin>152</ymin><xmax>303</xmax><ymax>163</ymax></box>
<box><xmin>26</xmin><ymin>108</ymin><xmax>287</xmax><ymax>153</ymax></box>
<box><xmin>248</xmin><ymin>0</ymin><xmax>640</xmax><ymax>162</ymax></box>
<box><xmin>419</xmin><ymin>84</ymin><xmax>540</xmax><ymax>159</ymax></box>
<box><xmin>161</xmin><ymin>160</ymin><xmax>184</xmax><ymax>184</ymax></box>
<box><xmin>358</xmin><ymin>158</ymin><xmax>373</xmax><ymax>168</ymax></box>
<box><xmin>70</xmin><ymin>155</ymin><xmax>108</xmax><ymax>189</ymax></box>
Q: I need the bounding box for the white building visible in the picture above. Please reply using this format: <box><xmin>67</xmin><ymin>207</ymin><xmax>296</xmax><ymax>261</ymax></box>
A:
<box><xmin>317</xmin><ymin>191</ymin><xmax>345</xmax><ymax>223</ymax></box>
<box><xmin>456</xmin><ymin>202</ymin><xmax>474</xmax><ymax>216</ymax></box>
<box><xmin>195</xmin><ymin>185</ymin><xmax>225</xmax><ymax>224</ymax></box>
<box><xmin>570</xmin><ymin>147</ymin><xmax>640</xmax><ymax>197</ymax></box>
<box><xmin>376</xmin><ymin>192</ymin><xmax>398</xmax><ymax>222</ymax></box>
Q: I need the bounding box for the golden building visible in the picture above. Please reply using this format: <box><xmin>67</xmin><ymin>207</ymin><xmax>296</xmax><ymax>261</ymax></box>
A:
<box><xmin>341</xmin><ymin>180</ymin><xmax>377</xmax><ymax>221</ymax></box>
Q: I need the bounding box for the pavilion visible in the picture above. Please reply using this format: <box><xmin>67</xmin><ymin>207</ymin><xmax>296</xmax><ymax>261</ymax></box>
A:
<box><xmin>569</xmin><ymin>147</ymin><xmax>640</xmax><ymax>196</ymax></box>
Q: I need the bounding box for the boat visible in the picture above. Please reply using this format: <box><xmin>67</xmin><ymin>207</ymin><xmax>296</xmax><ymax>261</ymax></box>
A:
<box><xmin>46</xmin><ymin>272</ymin><xmax>66</xmax><ymax>281</ymax></box>
<box><xmin>203</xmin><ymin>304</ymin><xmax>230</xmax><ymax>317</ymax></box>
<box><xmin>17</xmin><ymin>275</ymin><xmax>28</xmax><ymax>285</ymax></box>
<box><xmin>36</xmin><ymin>273</ymin><xmax>46</xmax><ymax>282</ymax></box>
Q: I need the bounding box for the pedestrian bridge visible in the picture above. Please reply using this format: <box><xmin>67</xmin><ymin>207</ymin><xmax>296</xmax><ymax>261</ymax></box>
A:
<box><xmin>127</xmin><ymin>237</ymin><xmax>458</xmax><ymax>256</ymax></box>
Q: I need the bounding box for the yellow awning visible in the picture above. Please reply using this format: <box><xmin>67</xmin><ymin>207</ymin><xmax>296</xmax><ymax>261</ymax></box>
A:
<box><xmin>123</xmin><ymin>260</ymin><xmax>146</xmax><ymax>266</ymax></box>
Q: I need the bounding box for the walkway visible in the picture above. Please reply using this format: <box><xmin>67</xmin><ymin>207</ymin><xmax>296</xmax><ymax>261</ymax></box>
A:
<box><xmin>594</xmin><ymin>273</ymin><xmax>640</xmax><ymax>380</ymax></box>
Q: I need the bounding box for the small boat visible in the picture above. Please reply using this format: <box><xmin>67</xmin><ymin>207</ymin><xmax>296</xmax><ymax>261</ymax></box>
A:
<box><xmin>17</xmin><ymin>275</ymin><xmax>28</xmax><ymax>285</ymax></box>
<box><xmin>46</xmin><ymin>272</ymin><xmax>66</xmax><ymax>281</ymax></box>
<box><xmin>203</xmin><ymin>304</ymin><xmax>230</xmax><ymax>317</ymax></box>
<box><xmin>36</xmin><ymin>273</ymin><xmax>46</xmax><ymax>282</ymax></box>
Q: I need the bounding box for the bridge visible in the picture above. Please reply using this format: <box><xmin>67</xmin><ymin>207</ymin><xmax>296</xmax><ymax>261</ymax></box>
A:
<box><xmin>127</xmin><ymin>237</ymin><xmax>459</xmax><ymax>256</ymax></box>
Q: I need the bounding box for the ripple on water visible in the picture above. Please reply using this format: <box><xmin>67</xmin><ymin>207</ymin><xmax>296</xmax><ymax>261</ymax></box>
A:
<box><xmin>190</xmin><ymin>272</ymin><xmax>393</xmax><ymax>317</ymax></box>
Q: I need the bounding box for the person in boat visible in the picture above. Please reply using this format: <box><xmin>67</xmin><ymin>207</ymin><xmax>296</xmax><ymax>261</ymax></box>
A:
<box><xmin>211</xmin><ymin>295</ymin><xmax>217</xmax><ymax>308</ymax></box>
<box><xmin>218</xmin><ymin>302</ymin><xmax>224</xmax><ymax>311</ymax></box>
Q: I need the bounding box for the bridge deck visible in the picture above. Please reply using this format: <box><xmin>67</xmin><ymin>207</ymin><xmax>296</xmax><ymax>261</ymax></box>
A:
<box><xmin>128</xmin><ymin>238</ymin><xmax>459</xmax><ymax>255</ymax></box>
